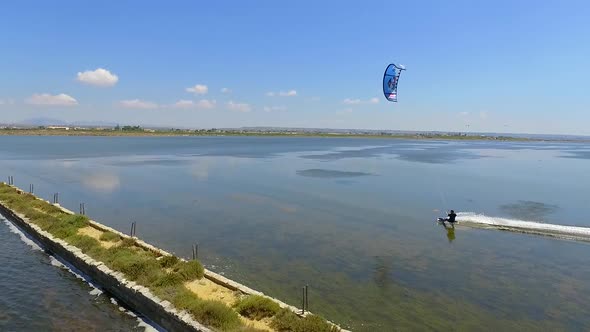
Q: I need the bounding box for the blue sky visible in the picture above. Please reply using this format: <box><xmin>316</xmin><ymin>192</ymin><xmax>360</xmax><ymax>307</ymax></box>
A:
<box><xmin>1</xmin><ymin>1</ymin><xmax>589</xmax><ymax>134</ymax></box>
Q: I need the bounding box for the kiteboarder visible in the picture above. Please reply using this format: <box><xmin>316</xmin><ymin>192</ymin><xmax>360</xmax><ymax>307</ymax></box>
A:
<box><xmin>438</xmin><ymin>210</ymin><xmax>457</xmax><ymax>224</ymax></box>
<box><xmin>446</xmin><ymin>210</ymin><xmax>457</xmax><ymax>223</ymax></box>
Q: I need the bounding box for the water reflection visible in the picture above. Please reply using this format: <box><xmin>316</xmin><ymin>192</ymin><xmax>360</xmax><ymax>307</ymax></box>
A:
<box><xmin>1</xmin><ymin>136</ymin><xmax>590</xmax><ymax>331</ymax></box>
<box><xmin>300</xmin><ymin>144</ymin><xmax>484</xmax><ymax>164</ymax></box>
<box><xmin>81</xmin><ymin>173</ymin><xmax>120</xmax><ymax>193</ymax></box>
<box><xmin>190</xmin><ymin>159</ymin><xmax>214</xmax><ymax>181</ymax></box>
<box><xmin>445</xmin><ymin>225</ymin><xmax>456</xmax><ymax>243</ymax></box>
<box><xmin>561</xmin><ymin>150</ymin><xmax>590</xmax><ymax>160</ymax></box>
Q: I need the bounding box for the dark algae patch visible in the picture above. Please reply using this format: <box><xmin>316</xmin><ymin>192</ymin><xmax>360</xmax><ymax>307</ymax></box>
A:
<box><xmin>500</xmin><ymin>200</ymin><xmax>559</xmax><ymax>221</ymax></box>
<box><xmin>0</xmin><ymin>183</ymin><xmax>341</xmax><ymax>332</ymax></box>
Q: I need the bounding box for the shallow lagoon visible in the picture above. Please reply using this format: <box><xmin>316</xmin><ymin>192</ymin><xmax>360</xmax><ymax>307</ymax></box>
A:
<box><xmin>1</xmin><ymin>136</ymin><xmax>589</xmax><ymax>331</ymax></box>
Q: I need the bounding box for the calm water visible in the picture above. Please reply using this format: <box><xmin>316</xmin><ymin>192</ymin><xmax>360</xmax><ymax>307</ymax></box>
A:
<box><xmin>1</xmin><ymin>136</ymin><xmax>589</xmax><ymax>331</ymax></box>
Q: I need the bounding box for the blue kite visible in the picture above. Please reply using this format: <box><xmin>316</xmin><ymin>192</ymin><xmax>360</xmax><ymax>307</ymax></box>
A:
<box><xmin>383</xmin><ymin>63</ymin><xmax>405</xmax><ymax>102</ymax></box>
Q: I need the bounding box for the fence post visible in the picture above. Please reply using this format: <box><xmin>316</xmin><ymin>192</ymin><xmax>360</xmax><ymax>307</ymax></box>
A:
<box><xmin>302</xmin><ymin>287</ymin><xmax>305</xmax><ymax>314</ymax></box>
<box><xmin>305</xmin><ymin>285</ymin><xmax>309</xmax><ymax>312</ymax></box>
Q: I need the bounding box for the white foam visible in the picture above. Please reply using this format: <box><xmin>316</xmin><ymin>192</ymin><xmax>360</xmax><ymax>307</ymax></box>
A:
<box><xmin>1</xmin><ymin>215</ymin><xmax>43</xmax><ymax>251</ymax></box>
<box><xmin>89</xmin><ymin>288</ymin><xmax>103</xmax><ymax>296</ymax></box>
<box><xmin>457</xmin><ymin>212</ymin><xmax>590</xmax><ymax>239</ymax></box>
<box><xmin>137</xmin><ymin>318</ymin><xmax>159</xmax><ymax>332</ymax></box>
<box><xmin>111</xmin><ymin>297</ymin><xmax>161</xmax><ymax>332</ymax></box>
<box><xmin>1</xmin><ymin>215</ymin><xmax>158</xmax><ymax>331</ymax></box>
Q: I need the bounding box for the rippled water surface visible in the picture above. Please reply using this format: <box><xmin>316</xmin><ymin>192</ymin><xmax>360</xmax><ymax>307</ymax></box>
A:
<box><xmin>1</xmin><ymin>136</ymin><xmax>589</xmax><ymax>331</ymax></box>
<box><xmin>0</xmin><ymin>216</ymin><xmax>149</xmax><ymax>331</ymax></box>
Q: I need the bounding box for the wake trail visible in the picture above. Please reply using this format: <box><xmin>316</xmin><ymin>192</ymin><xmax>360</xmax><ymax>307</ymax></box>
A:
<box><xmin>456</xmin><ymin>212</ymin><xmax>590</xmax><ymax>242</ymax></box>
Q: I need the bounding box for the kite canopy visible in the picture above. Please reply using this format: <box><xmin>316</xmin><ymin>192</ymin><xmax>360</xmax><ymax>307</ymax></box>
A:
<box><xmin>383</xmin><ymin>63</ymin><xmax>405</xmax><ymax>102</ymax></box>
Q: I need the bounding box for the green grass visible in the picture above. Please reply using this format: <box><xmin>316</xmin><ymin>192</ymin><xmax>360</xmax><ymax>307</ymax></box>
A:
<box><xmin>66</xmin><ymin>234</ymin><xmax>102</xmax><ymax>253</ymax></box>
<box><xmin>158</xmin><ymin>255</ymin><xmax>180</xmax><ymax>268</ymax></box>
<box><xmin>234</xmin><ymin>295</ymin><xmax>281</xmax><ymax>320</ymax></box>
<box><xmin>119</xmin><ymin>237</ymin><xmax>136</xmax><ymax>247</ymax></box>
<box><xmin>0</xmin><ymin>183</ymin><xmax>340</xmax><ymax>332</ymax></box>
<box><xmin>99</xmin><ymin>231</ymin><xmax>120</xmax><ymax>242</ymax></box>
<box><xmin>0</xmin><ymin>127</ymin><xmax>560</xmax><ymax>143</ymax></box>
<box><xmin>271</xmin><ymin>309</ymin><xmax>340</xmax><ymax>332</ymax></box>
<box><xmin>172</xmin><ymin>260</ymin><xmax>205</xmax><ymax>281</ymax></box>
<box><xmin>154</xmin><ymin>285</ymin><xmax>242</xmax><ymax>330</ymax></box>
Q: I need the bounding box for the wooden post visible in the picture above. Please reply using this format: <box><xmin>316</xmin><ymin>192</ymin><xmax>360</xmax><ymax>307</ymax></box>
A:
<box><xmin>305</xmin><ymin>285</ymin><xmax>309</xmax><ymax>311</ymax></box>
<box><xmin>302</xmin><ymin>287</ymin><xmax>305</xmax><ymax>314</ymax></box>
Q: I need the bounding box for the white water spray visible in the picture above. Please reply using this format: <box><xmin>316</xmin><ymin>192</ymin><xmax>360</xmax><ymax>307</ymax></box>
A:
<box><xmin>457</xmin><ymin>212</ymin><xmax>590</xmax><ymax>240</ymax></box>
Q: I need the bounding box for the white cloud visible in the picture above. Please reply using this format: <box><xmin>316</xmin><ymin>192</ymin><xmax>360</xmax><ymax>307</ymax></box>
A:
<box><xmin>172</xmin><ymin>100</ymin><xmax>195</xmax><ymax>109</ymax></box>
<box><xmin>119</xmin><ymin>99</ymin><xmax>158</xmax><ymax>109</ymax></box>
<box><xmin>196</xmin><ymin>99</ymin><xmax>216</xmax><ymax>109</ymax></box>
<box><xmin>221</xmin><ymin>87</ymin><xmax>231</xmax><ymax>94</ymax></box>
<box><xmin>344</xmin><ymin>97</ymin><xmax>380</xmax><ymax>105</ymax></box>
<box><xmin>459</xmin><ymin>111</ymin><xmax>470</xmax><ymax>116</ymax></box>
<box><xmin>279</xmin><ymin>90</ymin><xmax>297</xmax><ymax>97</ymax></box>
<box><xmin>480</xmin><ymin>111</ymin><xmax>488</xmax><ymax>119</ymax></box>
<box><xmin>263</xmin><ymin>106</ymin><xmax>287</xmax><ymax>112</ymax></box>
<box><xmin>267</xmin><ymin>90</ymin><xmax>297</xmax><ymax>97</ymax></box>
<box><xmin>343</xmin><ymin>98</ymin><xmax>361</xmax><ymax>105</ymax></box>
<box><xmin>227</xmin><ymin>101</ymin><xmax>251</xmax><ymax>112</ymax></box>
<box><xmin>186</xmin><ymin>84</ymin><xmax>208</xmax><ymax>95</ymax></box>
<box><xmin>26</xmin><ymin>93</ymin><xmax>78</xmax><ymax>106</ymax></box>
<box><xmin>170</xmin><ymin>99</ymin><xmax>216</xmax><ymax>109</ymax></box>
<box><xmin>76</xmin><ymin>68</ymin><xmax>119</xmax><ymax>87</ymax></box>
<box><xmin>0</xmin><ymin>99</ymin><xmax>14</xmax><ymax>105</ymax></box>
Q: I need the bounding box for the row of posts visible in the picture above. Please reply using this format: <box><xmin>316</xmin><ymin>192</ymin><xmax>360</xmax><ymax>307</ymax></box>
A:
<box><xmin>5</xmin><ymin>177</ymin><xmax>311</xmax><ymax>312</ymax></box>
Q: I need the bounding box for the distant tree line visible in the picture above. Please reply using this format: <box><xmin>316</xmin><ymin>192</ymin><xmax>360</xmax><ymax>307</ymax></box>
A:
<box><xmin>114</xmin><ymin>125</ymin><xmax>143</xmax><ymax>131</ymax></box>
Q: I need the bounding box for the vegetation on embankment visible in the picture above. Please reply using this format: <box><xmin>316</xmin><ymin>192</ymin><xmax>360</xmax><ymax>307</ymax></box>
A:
<box><xmin>0</xmin><ymin>183</ymin><xmax>340</xmax><ymax>332</ymax></box>
<box><xmin>0</xmin><ymin>127</ymin><xmax>551</xmax><ymax>142</ymax></box>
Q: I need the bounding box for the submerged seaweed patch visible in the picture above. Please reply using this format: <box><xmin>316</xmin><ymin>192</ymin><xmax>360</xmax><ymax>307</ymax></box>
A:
<box><xmin>500</xmin><ymin>200</ymin><xmax>559</xmax><ymax>221</ymax></box>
